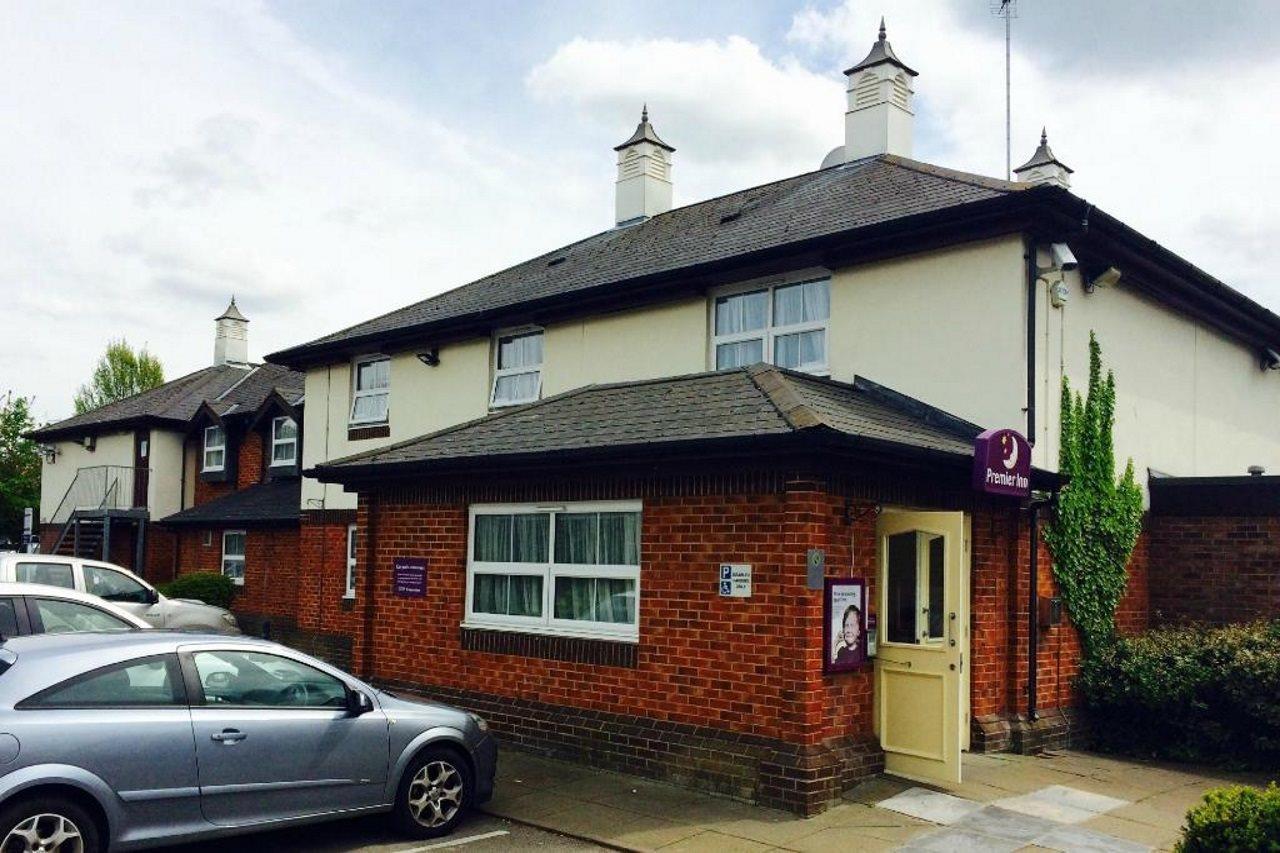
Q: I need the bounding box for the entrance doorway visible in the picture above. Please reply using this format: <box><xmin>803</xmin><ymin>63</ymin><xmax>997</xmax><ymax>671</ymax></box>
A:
<box><xmin>875</xmin><ymin>510</ymin><xmax>969</xmax><ymax>786</ymax></box>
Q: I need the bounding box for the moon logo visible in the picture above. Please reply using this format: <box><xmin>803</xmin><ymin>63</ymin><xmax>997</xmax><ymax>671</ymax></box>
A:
<box><xmin>1001</xmin><ymin>433</ymin><xmax>1019</xmax><ymax>470</ymax></box>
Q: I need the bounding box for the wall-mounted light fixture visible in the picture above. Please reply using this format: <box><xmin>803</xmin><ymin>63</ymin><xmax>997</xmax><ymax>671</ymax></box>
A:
<box><xmin>1262</xmin><ymin>349</ymin><xmax>1280</xmax><ymax>371</ymax></box>
<box><xmin>82</xmin><ymin>435</ymin><xmax>96</xmax><ymax>451</ymax></box>
<box><xmin>1085</xmin><ymin>266</ymin><xmax>1122</xmax><ymax>294</ymax></box>
<box><xmin>416</xmin><ymin>348</ymin><xmax>440</xmax><ymax>367</ymax></box>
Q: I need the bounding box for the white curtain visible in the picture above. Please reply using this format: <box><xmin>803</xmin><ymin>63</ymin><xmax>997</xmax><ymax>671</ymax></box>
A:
<box><xmin>715</xmin><ymin>290</ymin><xmax>768</xmax><ymax>335</ymax></box>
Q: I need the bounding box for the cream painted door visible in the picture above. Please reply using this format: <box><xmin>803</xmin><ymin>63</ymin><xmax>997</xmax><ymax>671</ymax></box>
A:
<box><xmin>875</xmin><ymin>510</ymin><xmax>968</xmax><ymax>786</ymax></box>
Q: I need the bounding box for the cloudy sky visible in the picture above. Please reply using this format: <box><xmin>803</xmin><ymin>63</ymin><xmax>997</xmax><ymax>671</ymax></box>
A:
<box><xmin>6</xmin><ymin>0</ymin><xmax>1279</xmax><ymax>422</ymax></box>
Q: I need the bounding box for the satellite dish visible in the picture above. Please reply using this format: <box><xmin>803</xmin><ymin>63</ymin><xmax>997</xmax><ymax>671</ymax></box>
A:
<box><xmin>820</xmin><ymin>146</ymin><xmax>845</xmax><ymax>170</ymax></box>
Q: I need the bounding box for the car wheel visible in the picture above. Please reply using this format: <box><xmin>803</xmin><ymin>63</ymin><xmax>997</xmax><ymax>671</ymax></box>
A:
<box><xmin>0</xmin><ymin>795</ymin><xmax>101</xmax><ymax>853</ymax></box>
<box><xmin>393</xmin><ymin>745</ymin><xmax>473</xmax><ymax>839</ymax></box>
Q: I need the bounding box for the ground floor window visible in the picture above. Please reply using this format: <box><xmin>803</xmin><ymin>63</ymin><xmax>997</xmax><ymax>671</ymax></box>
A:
<box><xmin>222</xmin><ymin>530</ymin><xmax>246</xmax><ymax>586</ymax></box>
<box><xmin>345</xmin><ymin>523</ymin><xmax>358</xmax><ymax>599</ymax></box>
<box><xmin>466</xmin><ymin>501</ymin><xmax>640</xmax><ymax>641</ymax></box>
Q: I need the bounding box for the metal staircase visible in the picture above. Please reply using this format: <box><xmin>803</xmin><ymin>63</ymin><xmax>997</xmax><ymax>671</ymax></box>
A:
<box><xmin>48</xmin><ymin>466</ymin><xmax>149</xmax><ymax>564</ymax></box>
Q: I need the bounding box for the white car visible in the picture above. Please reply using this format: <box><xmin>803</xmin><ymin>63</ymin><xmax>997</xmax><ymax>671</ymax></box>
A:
<box><xmin>0</xmin><ymin>582</ymin><xmax>150</xmax><ymax>635</ymax></box>
<box><xmin>0</xmin><ymin>553</ymin><xmax>240</xmax><ymax>633</ymax></box>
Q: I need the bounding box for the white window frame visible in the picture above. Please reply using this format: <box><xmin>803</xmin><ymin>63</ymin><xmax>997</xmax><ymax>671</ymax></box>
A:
<box><xmin>202</xmin><ymin>425</ymin><xmax>226</xmax><ymax>472</ymax></box>
<box><xmin>349</xmin><ymin>355</ymin><xmax>390</xmax><ymax>425</ymax></box>
<box><xmin>489</xmin><ymin>327</ymin><xmax>544</xmax><ymax>409</ymax></box>
<box><xmin>344</xmin><ymin>523</ymin><xmax>358</xmax><ymax>599</ymax></box>
<box><xmin>464</xmin><ymin>501</ymin><xmax>641</xmax><ymax>642</ymax></box>
<box><xmin>270</xmin><ymin>416</ymin><xmax>298</xmax><ymax>467</ymax></box>
<box><xmin>709</xmin><ymin>271</ymin><xmax>831</xmax><ymax>375</ymax></box>
<box><xmin>221</xmin><ymin>530</ymin><xmax>246</xmax><ymax>587</ymax></box>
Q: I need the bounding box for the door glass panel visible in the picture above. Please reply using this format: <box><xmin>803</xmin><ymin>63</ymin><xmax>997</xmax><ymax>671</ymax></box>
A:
<box><xmin>83</xmin><ymin>565</ymin><xmax>151</xmax><ymax>604</ymax></box>
<box><xmin>885</xmin><ymin>532</ymin><xmax>918</xmax><ymax>644</ymax></box>
<box><xmin>192</xmin><ymin>651</ymin><xmax>348</xmax><ymax>708</ymax></box>
<box><xmin>0</xmin><ymin>599</ymin><xmax>18</xmax><ymax>637</ymax></box>
<box><xmin>35</xmin><ymin>598</ymin><xmax>135</xmax><ymax>633</ymax></box>
<box><xmin>927</xmin><ymin>535</ymin><xmax>945</xmax><ymax>640</ymax></box>
<box><xmin>15</xmin><ymin>562</ymin><xmax>74</xmax><ymax>589</ymax></box>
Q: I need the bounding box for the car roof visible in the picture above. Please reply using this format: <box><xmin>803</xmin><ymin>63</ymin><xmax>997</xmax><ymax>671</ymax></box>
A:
<box><xmin>0</xmin><ymin>583</ymin><xmax>151</xmax><ymax>628</ymax></box>
<box><xmin>0</xmin><ymin>632</ymin><xmax>292</xmax><ymax>701</ymax></box>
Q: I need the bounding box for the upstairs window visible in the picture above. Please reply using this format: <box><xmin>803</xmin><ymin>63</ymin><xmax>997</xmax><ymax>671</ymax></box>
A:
<box><xmin>270</xmin><ymin>416</ymin><xmax>298</xmax><ymax>466</ymax></box>
<box><xmin>491</xmin><ymin>330</ymin><xmax>543</xmax><ymax>408</ymax></box>
<box><xmin>202</xmin><ymin>425</ymin><xmax>226</xmax><ymax>472</ymax></box>
<box><xmin>712</xmin><ymin>277</ymin><xmax>830</xmax><ymax>374</ymax></box>
<box><xmin>350</xmin><ymin>356</ymin><xmax>390</xmax><ymax>425</ymax></box>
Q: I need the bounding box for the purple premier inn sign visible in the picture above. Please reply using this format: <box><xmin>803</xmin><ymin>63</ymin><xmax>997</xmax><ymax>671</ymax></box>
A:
<box><xmin>973</xmin><ymin>428</ymin><xmax>1031</xmax><ymax>498</ymax></box>
<box><xmin>393</xmin><ymin>557</ymin><xmax>427</xmax><ymax>598</ymax></box>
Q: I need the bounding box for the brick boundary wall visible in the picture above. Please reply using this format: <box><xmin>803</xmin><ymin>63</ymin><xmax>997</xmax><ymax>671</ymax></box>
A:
<box><xmin>1149</xmin><ymin>515</ymin><xmax>1280</xmax><ymax>625</ymax></box>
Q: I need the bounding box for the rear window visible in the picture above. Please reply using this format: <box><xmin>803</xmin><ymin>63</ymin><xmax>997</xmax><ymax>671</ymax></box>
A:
<box><xmin>0</xmin><ymin>599</ymin><xmax>18</xmax><ymax>638</ymax></box>
<box><xmin>18</xmin><ymin>654</ymin><xmax>185</xmax><ymax>709</ymax></box>
<box><xmin>15</xmin><ymin>562</ymin><xmax>74</xmax><ymax>589</ymax></box>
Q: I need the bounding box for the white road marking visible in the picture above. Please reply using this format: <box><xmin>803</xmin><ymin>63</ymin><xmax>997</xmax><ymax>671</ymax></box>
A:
<box><xmin>401</xmin><ymin>830</ymin><xmax>510</xmax><ymax>851</ymax></box>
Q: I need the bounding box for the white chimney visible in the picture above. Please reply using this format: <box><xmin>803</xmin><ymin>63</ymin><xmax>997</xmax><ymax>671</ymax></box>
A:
<box><xmin>214</xmin><ymin>297</ymin><xmax>249</xmax><ymax>367</ymax></box>
<box><xmin>843</xmin><ymin>19</ymin><xmax>917</xmax><ymax>162</ymax></box>
<box><xmin>1014</xmin><ymin>128</ymin><xmax>1074</xmax><ymax>189</ymax></box>
<box><xmin>614</xmin><ymin>106</ymin><xmax>675</xmax><ymax>226</ymax></box>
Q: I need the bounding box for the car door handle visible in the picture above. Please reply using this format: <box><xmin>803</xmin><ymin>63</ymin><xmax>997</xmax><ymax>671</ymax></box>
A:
<box><xmin>210</xmin><ymin>729</ymin><xmax>246</xmax><ymax>744</ymax></box>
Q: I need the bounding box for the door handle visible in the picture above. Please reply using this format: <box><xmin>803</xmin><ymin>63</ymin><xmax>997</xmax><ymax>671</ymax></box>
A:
<box><xmin>210</xmin><ymin>729</ymin><xmax>246</xmax><ymax>744</ymax></box>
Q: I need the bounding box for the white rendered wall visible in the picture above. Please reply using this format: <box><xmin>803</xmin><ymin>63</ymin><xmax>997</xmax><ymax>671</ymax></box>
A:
<box><xmin>148</xmin><ymin>429</ymin><xmax>185</xmax><ymax>520</ymax></box>
<box><xmin>38</xmin><ymin>431</ymin><xmax>135</xmax><ymax>523</ymax></box>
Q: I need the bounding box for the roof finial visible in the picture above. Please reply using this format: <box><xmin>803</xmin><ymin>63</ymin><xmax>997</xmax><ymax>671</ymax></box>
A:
<box><xmin>1040</xmin><ymin>127</ymin><xmax>1048</xmax><ymax>146</ymax></box>
<box><xmin>879</xmin><ymin>17</ymin><xmax>887</xmax><ymax>41</ymax></box>
<box><xmin>641</xmin><ymin>103</ymin><xmax>648</xmax><ymax>123</ymax></box>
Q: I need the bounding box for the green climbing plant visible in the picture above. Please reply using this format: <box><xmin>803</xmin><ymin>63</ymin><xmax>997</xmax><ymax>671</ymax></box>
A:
<box><xmin>1043</xmin><ymin>332</ymin><xmax>1144</xmax><ymax>658</ymax></box>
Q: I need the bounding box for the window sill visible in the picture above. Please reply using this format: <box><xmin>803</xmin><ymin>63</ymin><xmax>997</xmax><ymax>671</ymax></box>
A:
<box><xmin>347</xmin><ymin>424</ymin><xmax>390</xmax><ymax>441</ymax></box>
<box><xmin>460</xmin><ymin>620</ymin><xmax>637</xmax><ymax>644</ymax></box>
<box><xmin>460</xmin><ymin>625</ymin><xmax>637</xmax><ymax>667</ymax></box>
<box><xmin>342</xmin><ymin>593</ymin><xmax>356</xmax><ymax>601</ymax></box>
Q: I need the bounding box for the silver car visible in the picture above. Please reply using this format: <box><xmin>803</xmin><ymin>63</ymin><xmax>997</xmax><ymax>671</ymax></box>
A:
<box><xmin>0</xmin><ymin>632</ymin><xmax>496</xmax><ymax>851</ymax></box>
<box><xmin>0</xmin><ymin>554</ymin><xmax>240</xmax><ymax>634</ymax></box>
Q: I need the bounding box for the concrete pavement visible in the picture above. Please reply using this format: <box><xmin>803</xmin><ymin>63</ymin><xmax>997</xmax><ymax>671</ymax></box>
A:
<box><xmin>483</xmin><ymin>749</ymin><xmax>1275</xmax><ymax>852</ymax></box>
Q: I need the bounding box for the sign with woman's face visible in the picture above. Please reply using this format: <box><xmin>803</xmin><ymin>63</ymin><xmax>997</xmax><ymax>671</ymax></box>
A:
<box><xmin>824</xmin><ymin>577</ymin><xmax>867</xmax><ymax>673</ymax></box>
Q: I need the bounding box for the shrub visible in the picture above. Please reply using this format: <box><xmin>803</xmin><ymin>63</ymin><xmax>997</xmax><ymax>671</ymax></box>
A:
<box><xmin>160</xmin><ymin>572</ymin><xmax>236</xmax><ymax>609</ymax></box>
<box><xmin>1176</xmin><ymin>783</ymin><xmax>1280</xmax><ymax>852</ymax></box>
<box><xmin>1078</xmin><ymin>620</ymin><xmax>1280</xmax><ymax>768</ymax></box>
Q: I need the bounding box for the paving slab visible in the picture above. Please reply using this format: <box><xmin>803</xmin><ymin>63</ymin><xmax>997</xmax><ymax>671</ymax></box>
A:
<box><xmin>785</xmin><ymin>825</ymin><xmax>900</xmax><ymax>852</ymax></box>
<box><xmin>877</xmin><ymin>787</ymin><xmax>984</xmax><ymax>824</ymax></box>
<box><xmin>950</xmin><ymin>805</ymin><xmax>1058</xmax><ymax>844</ymax></box>
<box><xmin>1080</xmin><ymin>814</ymin><xmax>1181</xmax><ymax>851</ymax></box>
<box><xmin>989</xmin><ymin>793</ymin><xmax>1096</xmax><ymax>824</ymax></box>
<box><xmin>1036</xmin><ymin>823</ymin><xmax>1152</xmax><ymax>853</ymax></box>
<box><xmin>899</xmin><ymin>826</ymin><xmax>1023</xmax><ymax>852</ymax></box>
<box><xmin>651</xmin><ymin>830</ymin><xmax>777</xmax><ymax>852</ymax></box>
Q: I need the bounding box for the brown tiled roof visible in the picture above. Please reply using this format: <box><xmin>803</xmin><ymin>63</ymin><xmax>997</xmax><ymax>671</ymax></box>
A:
<box><xmin>313</xmin><ymin>364</ymin><xmax>978</xmax><ymax>479</ymax></box>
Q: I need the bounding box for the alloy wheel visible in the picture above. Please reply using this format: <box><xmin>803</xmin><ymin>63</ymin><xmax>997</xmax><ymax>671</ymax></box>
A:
<box><xmin>407</xmin><ymin>759</ymin><xmax>464</xmax><ymax>828</ymax></box>
<box><xmin>2</xmin><ymin>813</ymin><xmax>84</xmax><ymax>853</ymax></box>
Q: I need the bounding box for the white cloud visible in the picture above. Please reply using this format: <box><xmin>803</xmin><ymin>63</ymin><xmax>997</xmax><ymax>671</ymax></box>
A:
<box><xmin>527</xmin><ymin>35</ymin><xmax>844</xmax><ymax>201</ymax></box>
<box><xmin>1</xmin><ymin>1</ymin><xmax>596</xmax><ymax>422</ymax></box>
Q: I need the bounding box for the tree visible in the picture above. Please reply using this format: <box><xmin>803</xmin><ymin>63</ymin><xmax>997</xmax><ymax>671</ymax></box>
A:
<box><xmin>0</xmin><ymin>393</ymin><xmax>41</xmax><ymax>541</ymax></box>
<box><xmin>73</xmin><ymin>339</ymin><xmax>164</xmax><ymax>414</ymax></box>
<box><xmin>1044</xmin><ymin>332</ymin><xmax>1144</xmax><ymax>658</ymax></box>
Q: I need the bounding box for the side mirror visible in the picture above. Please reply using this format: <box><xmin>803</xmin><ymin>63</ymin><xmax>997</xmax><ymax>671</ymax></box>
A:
<box><xmin>346</xmin><ymin>689</ymin><xmax>374</xmax><ymax>717</ymax></box>
<box><xmin>145</xmin><ymin>588</ymin><xmax>160</xmax><ymax>605</ymax></box>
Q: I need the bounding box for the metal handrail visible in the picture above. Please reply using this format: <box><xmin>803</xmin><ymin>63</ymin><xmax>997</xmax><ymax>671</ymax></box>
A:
<box><xmin>49</xmin><ymin>465</ymin><xmax>150</xmax><ymax>525</ymax></box>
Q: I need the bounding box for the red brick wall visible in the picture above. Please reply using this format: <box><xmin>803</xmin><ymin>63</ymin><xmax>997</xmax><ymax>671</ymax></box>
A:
<box><xmin>1149</xmin><ymin>516</ymin><xmax>1280</xmax><ymax>625</ymax></box>
<box><xmin>237</xmin><ymin>432</ymin><xmax>264</xmax><ymax>490</ymax></box>
<box><xmin>176</xmin><ymin>525</ymin><xmax>300</xmax><ymax>620</ymax></box>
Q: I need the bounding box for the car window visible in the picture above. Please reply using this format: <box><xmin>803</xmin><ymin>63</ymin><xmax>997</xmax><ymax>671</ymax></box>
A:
<box><xmin>0</xmin><ymin>599</ymin><xmax>18</xmax><ymax>637</ymax></box>
<box><xmin>34</xmin><ymin>598</ymin><xmax>135</xmax><ymax>634</ymax></box>
<box><xmin>192</xmin><ymin>650</ymin><xmax>348</xmax><ymax>709</ymax></box>
<box><xmin>83</xmin><ymin>565</ymin><xmax>151</xmax><ymax>604</ymax></box>
<box><xmin>18</xmin><ymin>655</ymin><xmax>184</xmax><ymax>709</ymax></box>
<box><xmin>14</xmin><ymin>562</ymin><xmax>74</xmax><ymax>589</ymax></box>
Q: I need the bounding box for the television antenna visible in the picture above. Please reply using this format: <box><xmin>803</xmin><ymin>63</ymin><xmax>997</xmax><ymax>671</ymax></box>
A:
<box><xmin>991</xmin><ymin>0</ymin><xmax>1017</xmax><ymax>179</ymax></box>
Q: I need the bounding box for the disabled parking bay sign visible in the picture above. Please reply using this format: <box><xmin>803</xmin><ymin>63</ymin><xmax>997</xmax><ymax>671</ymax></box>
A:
<box><xmin>719</xmin><ymin>563</ymin><xmax>752</xmax><ymax>598</ymax></box>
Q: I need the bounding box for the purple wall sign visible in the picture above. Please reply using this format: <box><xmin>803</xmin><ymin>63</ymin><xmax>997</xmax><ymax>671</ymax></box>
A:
<box><xmin>393</xmin><ymin>557</ymin><xmax>427</xmax><ymax>598</ymax></box>
<box><xmin>973</xmin><ymin>428</ymin><xmax>1031</xmax><ymax>498</ymax></box>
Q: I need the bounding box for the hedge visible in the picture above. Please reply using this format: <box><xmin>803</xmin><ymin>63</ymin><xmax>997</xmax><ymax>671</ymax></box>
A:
<box><xmin>1078</xmin><ymin>620</ymin><xmax>1280</xmax><ymax>768</ymax></box>
<box><xmin>159</xmin><ymin>572</ymin><xmax>236</xmax><ymax>610</ymax></box>
<box><xmin>1176</xmin><ymin>783</ymin><xmax>1280</xmax><ymax>852</ymax></box>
